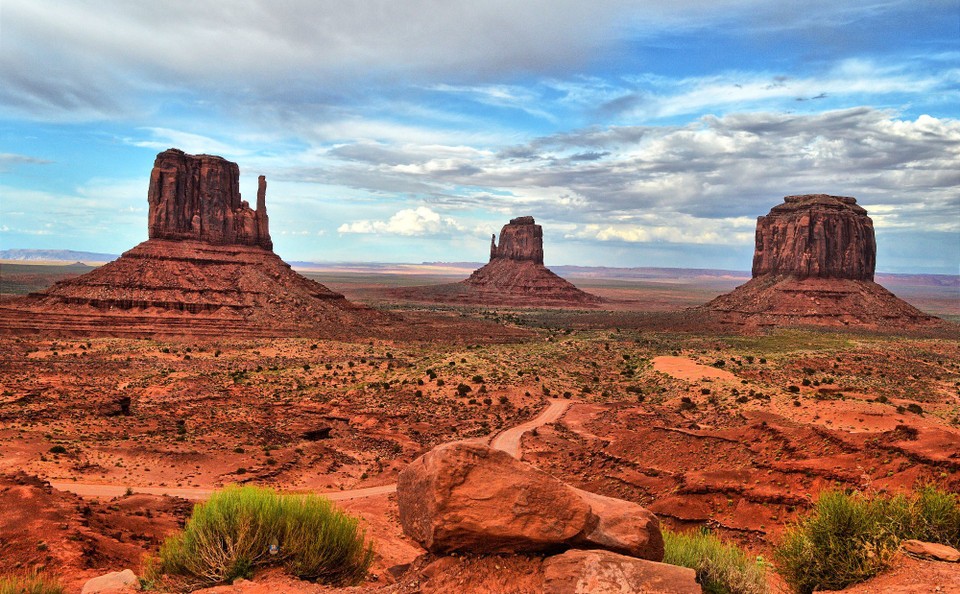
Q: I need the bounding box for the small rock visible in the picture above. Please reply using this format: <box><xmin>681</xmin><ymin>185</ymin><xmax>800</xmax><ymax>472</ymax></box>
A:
<box><xmin>81</xmin><ymin>569</ymin><xmax>140</xmax><ymax>594</ymax></box>
<box><xmin>543</xmin><ymin>549</ymin><xmax>701</xmax><ymax>594</ymax></box>
<box><xmin>902</xmin><ymin>539</ymin><xmax>960</xmax><ymax>562</ymax></box>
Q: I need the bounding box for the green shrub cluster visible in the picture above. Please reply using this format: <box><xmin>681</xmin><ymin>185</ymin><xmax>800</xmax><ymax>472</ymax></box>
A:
<box><xmin>663</xmin><ymin>528</ymin><xmax>768</xmax><ymax>594</ymax></box>
<box><xmin>150</xmin><ymin>485</ymin><xmax>373</xmax><ymax>588</ymax></box>
<box><xmin>0</xmin><ymin>574</ymin><xmax>63</xmax><ymax>594</ymax></box>
<box><xmin>774</xmin><ymin>485</ymin><xmax>960</xmax><ymax>594</ymax></box>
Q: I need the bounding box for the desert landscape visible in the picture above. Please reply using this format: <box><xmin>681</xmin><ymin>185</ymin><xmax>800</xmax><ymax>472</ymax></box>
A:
<box><xmin>3</xmin><ymin>3</ymin><xmax>958</xmax><ymax>593</ymax></box>
<box><xmin>0</xmin><ymin>149</ymin><xmax>957</xmax><ymax>594</ymax></box>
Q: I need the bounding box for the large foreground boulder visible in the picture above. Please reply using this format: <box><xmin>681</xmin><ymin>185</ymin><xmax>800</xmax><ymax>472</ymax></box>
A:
<box><xmin>543</xmin><ymin>549</ymin><xmax>701</xmax><ymax>594</ymax></box>
<box><xmin>397</xmin><ymin>441</ymin><xmax>663</xmax><ymax>560</ymax></box>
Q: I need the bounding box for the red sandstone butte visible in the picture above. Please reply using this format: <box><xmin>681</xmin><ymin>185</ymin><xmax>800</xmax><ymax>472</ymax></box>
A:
<box><xmin>149</xmin><ymin>149</ymin><xmax>273</xmax><ymax>250</ymax></box>
<box><xmin>460</xmin><ymin>217</ymin><xmax>602</xmax><ymax>305</ymax></box>
<box><xmin>752</xmin><ymin>194</ymin><xmax>875</xmax><ymax>281</ymax></box>
<box><xmin>703</xmin><ymin>194</ymin><xmax>938</xmax><ymax>328</ymax></box>
<box><xmin>0</xmin><ymin>149</ymin><xmax>388</xmax><ymax>338</ymax></box>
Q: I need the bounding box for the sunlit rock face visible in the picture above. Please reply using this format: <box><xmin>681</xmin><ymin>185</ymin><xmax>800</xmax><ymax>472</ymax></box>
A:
<box><xmin>752</xmin><ymin>194</ymin><xmax>875</xmax><ymax>281</ymax></box>
<box><xmin>700</xmin><ymin>194</ymin><xmax>939</xmax><ymax>329</ymax></box>
<box><xmin>488</xmin><ymin>216</ymin><xmax>544</xmax><ymax>265</ymax></box>
<box><xmin>148</xmin><ymin>148</ymin><xmax>272</xmax><ymax>250</ymax></box>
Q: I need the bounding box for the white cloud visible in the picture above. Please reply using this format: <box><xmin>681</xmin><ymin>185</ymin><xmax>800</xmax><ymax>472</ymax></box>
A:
<box><xmin>126</xmin><ymin>128</ymin><xmax>249</xmax><ymax>158</ymax></box>
<box><xmin>567</xmin><ymin>215</ymin><xmax>756</xmax><ymax>245</ymax></box>
<box><xmin>337</xmin><ymin>206</ymin><xmax>466</xmax><ymax>236</ymax></box>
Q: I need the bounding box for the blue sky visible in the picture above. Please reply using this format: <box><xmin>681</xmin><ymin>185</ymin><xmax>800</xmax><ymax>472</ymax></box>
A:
<box><xmin>1</xmin><ymin>1</ymin><xmax>958</xmax><ymax>273</ymax></box>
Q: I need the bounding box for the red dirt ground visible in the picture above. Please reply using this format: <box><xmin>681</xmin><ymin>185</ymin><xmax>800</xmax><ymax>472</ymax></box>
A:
<box><xmin>0</xmin><ymin>279</ymin><xmax>957</xmax><ymax>592</ymax></box>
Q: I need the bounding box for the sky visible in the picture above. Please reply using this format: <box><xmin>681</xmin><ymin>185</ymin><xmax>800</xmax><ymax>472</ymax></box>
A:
<box><xmin>1</xmin><ymin>1</ymin><xmax>958</xmax><ymax>273</ymax></box>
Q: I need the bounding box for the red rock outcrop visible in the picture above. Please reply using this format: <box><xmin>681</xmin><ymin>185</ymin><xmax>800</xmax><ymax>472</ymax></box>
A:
<box><xmin>148</xmin><ymin>149</ymin><xmax>272</xmax><ymax>250</ymax></box>
<box><xmin>379</xmin><ymin>216</ymin><xmax>602</xmax><ymax>306</ymax></box>
<box><xmin>703</xmin><ymin>194</ymin><xmax>938</xmax><ymax>328</ymax></box>
<box><xmin>462</xmin><ymin>217</ymin><xmax>601</xmax><ymax>305</ymax></box>
<box><xmin>752</xmin><ymin>194</ymin><xmax>875</xmax><ymax>280</ymax></box>
<box><xmin>489</xmin><ymin>216</ymin><xmax>545</xmax><ymax>264</ymax></box>
<box><xmin>397</xmin><ymin>441</ymin><xmax>663</xmax><ymax>559</ymax></box>
<box><xmin>0</xmin><ymin>149</ymin><xmax>393</xmax><ymax>338</ymax></box>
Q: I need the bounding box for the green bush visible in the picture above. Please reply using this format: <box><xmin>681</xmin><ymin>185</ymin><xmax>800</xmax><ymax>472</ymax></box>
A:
<box><xmin>150</xmin><ymin>485</ymin><xmax>373</xmax><ymax>588</ymax></box>
<box><xmin>0</xmin><ymin>574</ymin><xmax>64</xmax><ymax>594</ymax></box>
<box><xmin>663</xmin><ymin>528</ymin><xmax>768</xmax><ymax>594</ymax></box>
<box><xmin>774</xmin><ymin>486</ymin><xmax>960</xmax><ymax>594</ymax></box>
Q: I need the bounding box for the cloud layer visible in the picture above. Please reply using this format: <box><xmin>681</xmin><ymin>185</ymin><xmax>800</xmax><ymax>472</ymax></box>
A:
<box><xmin>1</xmin><ymin>1</ymin><xmax>956</xmax><ymax>272</ymax></box>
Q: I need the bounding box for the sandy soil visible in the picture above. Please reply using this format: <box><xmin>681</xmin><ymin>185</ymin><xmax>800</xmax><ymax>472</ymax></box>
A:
<box><xmin>0</xmin><ymin>304</ymin><xmax>957</xmax><ymax>592</ymax></box>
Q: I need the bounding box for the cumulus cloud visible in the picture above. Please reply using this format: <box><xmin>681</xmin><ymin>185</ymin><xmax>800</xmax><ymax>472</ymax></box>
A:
<box><xmin>301</xmin><ymin>108</ymin><xmax>959</xmax><ymax>235</ymax></box>
<box><xmin>337</xmin><ymin>206</ymin><xmax>465</xmax><ymax>236</ymax></box>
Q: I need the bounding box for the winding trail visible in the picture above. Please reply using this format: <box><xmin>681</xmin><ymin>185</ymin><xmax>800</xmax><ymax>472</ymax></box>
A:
<box><xmin>490</xmin><ymin>398</ymin><xmax>569</xmax><ymax>458</ymax></box>
<box><xmin>50</xmin><ymin>399</ymin><xmax>572</xmax><ymax>502</ymax></box>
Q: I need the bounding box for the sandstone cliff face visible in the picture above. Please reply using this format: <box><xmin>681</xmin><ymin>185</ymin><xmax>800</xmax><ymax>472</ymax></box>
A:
<box><xmin>752</xmin><ymin>194</ymin><xmax>875</xmax><ymax>281</ymax></box>
<box><xmin>490</xmin><ymin>216</ymin><xmax>544</xmax><ymax>265</ymax></box>
<box><xmin>147</xmin><ymin>148</ymin><xmax>272</xmax><ymax>250</ymax></box>
<box><xmin>703</xmin><ymin>194</ymin><xmax>939</xmax><ymax>328</ymax></box>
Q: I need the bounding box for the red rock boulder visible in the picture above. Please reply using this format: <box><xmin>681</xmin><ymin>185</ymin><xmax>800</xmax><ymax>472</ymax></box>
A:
<box><xmin>396</xmin><ymin>441</ymin><xmax>663</xmax><ymax>559</ymax></box>
<box><xmin>543</xmin><ymin>549</ymin><xmax>701</xmax><ymax>594</ymax></box>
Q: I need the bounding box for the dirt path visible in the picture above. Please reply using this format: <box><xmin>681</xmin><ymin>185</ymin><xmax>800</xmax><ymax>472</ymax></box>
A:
<box><xmin>490</xmin><ymin>398</ymin><xmax>570</xmax><ymax>458</ymax></box>
<box><xmin>652</xmin><ymin>355</ymin><xmax>738</xmax><ymax>382</ymax></box>
<box><xmin>50</xmin><ymin>399</ymin><xmax>572</xmax><ymax>502</ymax></box>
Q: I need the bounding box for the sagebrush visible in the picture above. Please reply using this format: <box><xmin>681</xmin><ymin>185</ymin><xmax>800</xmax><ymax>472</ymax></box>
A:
<box><xmin>774</xmin><ymin>485</ymin><xmax>960</xmax><ymax>594</ymax></box>
<box><xmin>663</xmin><ymin>527</ymin><xmax>768</xmax><ymax>594</ymax></box>
<box><xmin>149</xmin><ymin>485</ymin><xmax>373</xmax><ymax>588</ymax></box>
<box><xmin>0</xmin><ymin>574</ymin><xmax>64</xmax><ymax>594</ymax></box>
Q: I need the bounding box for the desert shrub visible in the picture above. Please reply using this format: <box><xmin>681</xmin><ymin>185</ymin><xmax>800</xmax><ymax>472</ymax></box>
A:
<box><xmin>663</xmin><ymin>528</ymin><xmax>768</xmax><ymax>594</ymax></box>
<box><xmin>0</xmin><ymin>574</ymin><xmax>64</xmax><ymax>594</ymax></box>
<box><xmin>774</xmin><ymin>486</ymin><xmax>959</xmax><ymax>594</ymax></box>
<box><xmin>150</xmin><ymin>485</ymin><xmax>373</xmax><ymax>588</ymax></box>
<box><xmin>883</xmin><ymin>485</ymin><xmax>960</xmax><ymax>547</ymax></box>
<box><xmin>775</xmin><ymin>491</ymin><xmax>897</xmax><ymax>593</ymax></box>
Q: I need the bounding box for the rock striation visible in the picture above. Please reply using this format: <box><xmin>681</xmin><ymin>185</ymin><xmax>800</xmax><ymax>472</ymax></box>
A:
<box><xmin>703</xmin><ymin>194</ymin><xmax>937</xmax><ymax>328</ymax></box>
<box><xmin>148</xmin><ymin>149</ymin><xmax>272</xmax><ymax>249</ymax></box>
<box><xmin>0</xmin><ymin>149</ymin><xmax>388</xmax><ymax>338</ymax></box>
<box><xmin>752</xmin><ymin>194</ymin><xmax>875</xmax><ymax>280</ymax></box>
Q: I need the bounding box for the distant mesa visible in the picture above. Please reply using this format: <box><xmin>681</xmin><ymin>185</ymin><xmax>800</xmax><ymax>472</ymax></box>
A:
<box><xmin>383</xmin><ymin>216</ymin><xmax>601</xmax><ymax>307</ymax></box>
<box><xmin>703</xmin><ymin>194</ymin><xmax>939</xmax><ymax>328</ymax></box>
<box><xmin>0</xmin><ymin>149</ymin><xmax>384</xmax><ymax>338</ymax></box>
<box><xmin>461</xmin><ymin>216</ymin><xmax>601</xmax><ymax>305</ymax></box>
